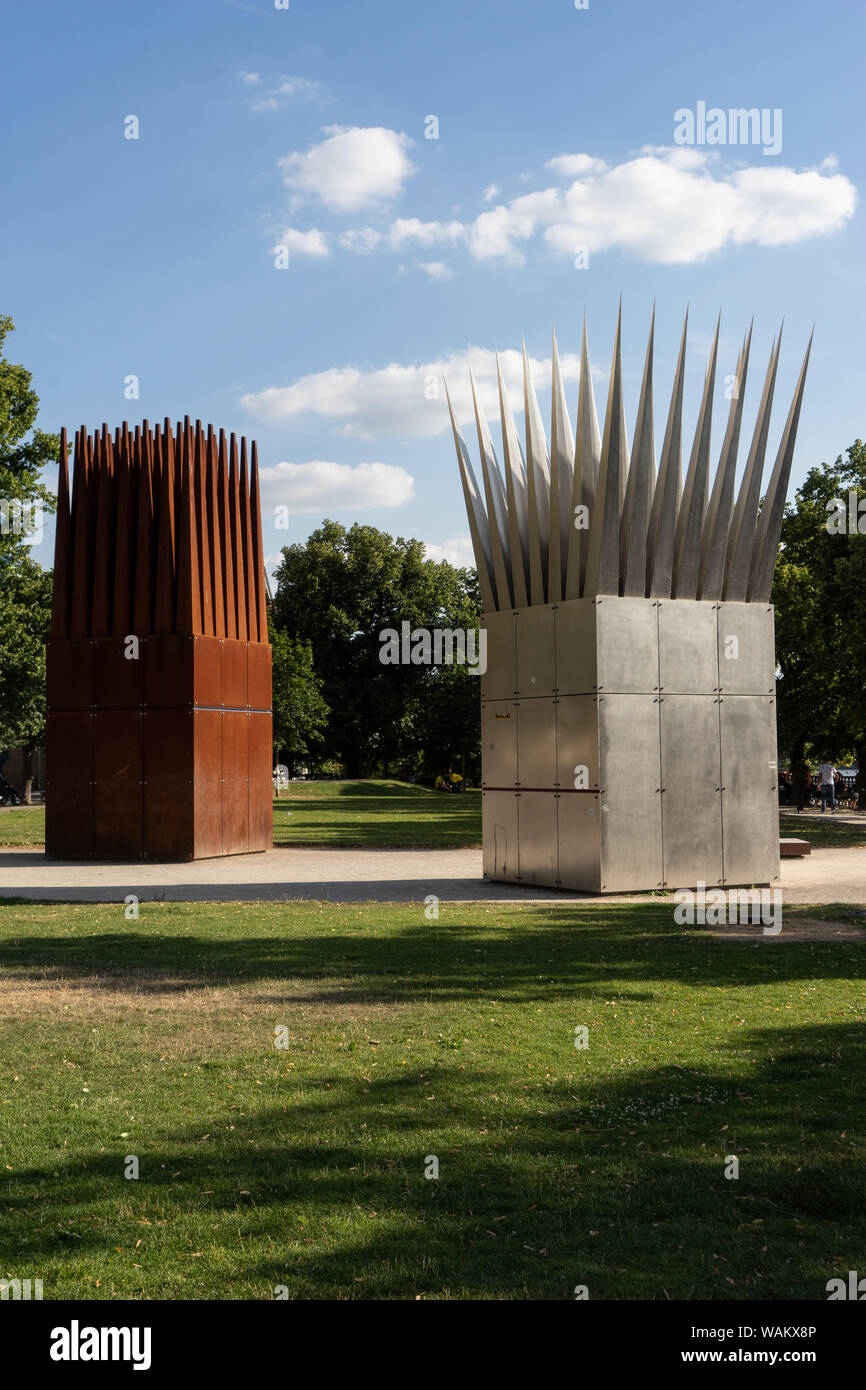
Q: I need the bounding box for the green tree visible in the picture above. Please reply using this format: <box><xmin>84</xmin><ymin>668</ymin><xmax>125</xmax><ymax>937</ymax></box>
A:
<box><xmin>270</xmin><ymin>627</ymin><xmax>329</xmax><ymax>776</ymax></box>
<box><xmin>772</xmin><ymin>440</ymin><xmax>866</xmax><ymax>803</ymax></box>
<box><xmin>0</xmin><ymin>315</ymin><xmax>60</xmax><ymax>800</ymax></box>
<box><xmin>272</xmin><ymin>520</ymin><xmax>481</xmax><ymax>778</ymax></box>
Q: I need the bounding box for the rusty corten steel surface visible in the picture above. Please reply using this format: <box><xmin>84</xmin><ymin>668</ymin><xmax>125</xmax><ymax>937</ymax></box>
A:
<box><xmin>46</xmin><ymin>419</ymin><xmax>273</xmax><ymax>861</ymax></box>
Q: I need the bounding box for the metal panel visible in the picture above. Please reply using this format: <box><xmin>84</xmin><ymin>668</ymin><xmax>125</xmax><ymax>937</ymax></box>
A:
<box><xmin>246</xmin><ymin>642</ymin><xmax>272</xmax><ymax>711</ymax></box>
<box><xmin>555</xmin><ymin>694</ymin><xmax>599</xmax><ymax>790</ymax></box>
<box><xmin>193</xmin><ymin>634</ymin><xmax>222</xmax><ymax>709</ymax></box>
<box><xmin>93</xmin><ymin>710</ymin><xmax>143</xmax><ymax>858</ymax></box>
<box><xmin>248</xmin><ymin>711</ymin><xmax>273</xmax><ymax>851</ymax></box>
<box><xmin>143</xmin><ymin>708</ymin><xmax>195</xmax><ymax>859</ymax></box>
<box><xmin>481</xmin><ymin>700</ymin><xmax>517</xmax><ymax>788</ymax></box>
<box><xmin>720</xmin><ymin>695</ymin><xmax>780</xmax><ymax>884</ymax></box>
<box><xmin>657</xmin><ymin>599</ymin><xmax>718</xmax><ymax>694</ymax></box>
<box><xmin>554</xmin><ymin>598</ymin><xmax>596</xmax><ymax>695</ymax></box>
<box><xmin>45</xmin><ymin>711</ymin><xmax>93</xmax><ymax>857</ymax></box>
<box><xmin>659</xmin><ymin>695</ymin><xmax>723</xmax><ymax>887</ymax></box>
<box><xmin>717</xmin><ymin>602</ymin><xmax>776</xmax><ymax>695</ymax></box>
<box><xmin>517</xmin><ymin>791</ymin><xmax>558</xmax><ymax>885</ymax></box>
<box><xmin>482</xmin><ymin>790</ymin><xmax>519</xmax><ymax>881</ymax></box>
<box><xmin>516</xmin><ymin>698</ymin><xmax>557</xmax><ymax>788</ymax></box>
<box><xmin>143</xmin><ymin>635</ymin><xmax>193</xmax><ymax>708</ymax></box>
<box><xmin>557</xmin><ymin>792</ymin><xmax>602</xmax><ymax>891</ymax></box>
<box><xmin>93</xmin><ymin>637</ymin><xmax>141</xmax><ymax>709</ymax></box>
<box><xmin>598</xmin><ymin>693</ymin><xmax>663</xmax><ymax>890</ymax></box>
<box><xmin>516</xmin><ymin>603</ymin><xmax>555</xmax><ymax>697</ymax></box>
<box><xmin>480</xmin><ymin>609</ymin><xmax>517</xmax><ymax>701</ymax></box>
<box><xmin>193</xmin><ymin>709</ymin><xmax>223</xmax><ymax>858</ymax></box>
<box><xmin>596</xmin><ymin>596</ymin><xmax>659</xmax><ymax>693</ymax></box>
<box><xmin>221</xmin><ymin>638</ymin><xmax>248</xmax><ymax>709</ymax></box>
<box><xmin>221</xmin><ymin>710</ymin><xmax>249</xmax><ymax>854</ymax></box>
<box><xmin>46</xmin><ymin>638</ymin><xmax>93</xmax><ymax>711</ymax></box>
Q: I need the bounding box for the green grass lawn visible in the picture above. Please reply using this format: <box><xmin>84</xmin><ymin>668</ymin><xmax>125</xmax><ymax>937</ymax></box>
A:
<box><xmin>273</xmin><ymin>779</ymin><xmax>482</xmax><ymax>847</ymax></box>
<box><xmin>779</xmin><ymin>809</ymin><xmax>866</xmax><ymax>848</ymax></box>
<box><xmin>0</xmin><ymin>898</ymin><xmax>864</xmax><ymax>1300</ymax></box>
<box><xmin>0</xmin><ymin>808</ymin><xmax>46</xmax><ymax>848</ymax></box>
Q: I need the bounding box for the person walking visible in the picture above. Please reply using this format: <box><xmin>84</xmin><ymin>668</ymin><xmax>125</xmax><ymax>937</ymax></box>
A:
<box><xmin>790</xmin><ymin>758</ymin><xmax>810</xmax><ymax>813</ymax></box>
<box><xmin>818</xmin><ymin>756</ymin><xmax>837</xmax><ymax>813</ymax></box>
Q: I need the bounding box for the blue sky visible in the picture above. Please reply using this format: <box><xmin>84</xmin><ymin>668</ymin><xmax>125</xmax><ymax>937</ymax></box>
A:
<box><xmin>4</xmin><ymin>0</ymin><xmax>864</xmax><ymax>575</ymax></box>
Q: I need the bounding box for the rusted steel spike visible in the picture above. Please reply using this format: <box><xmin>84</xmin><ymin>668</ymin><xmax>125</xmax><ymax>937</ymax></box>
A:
<box><xmin>220</xmin><ymin>429</ymin><xmax>237</xmax><ymax>640</ymax></box>
<box><xmin>229</xmin><ymin>433</ymin><xmax>248</xmax><ymax>642</ymax></box>
<box><xmin>240</xmin><ymin>438</ymin><xmax>257</xmax><ymax>641</ymax></box>
<box><xmin>154</xmin><ymin>420</ymin><xmax>177</xmax><ymax>633</ymax></box>
<box><xmin>91</xmin><ymin>425</ymin><xmax>118</xmax><ymax>635</ymax></box>
<box><xmin>133</xmin><ymin>424</ymin><xmax>155</xmax><ymax>634</ymax></box>
<box><xmin>50</xmin><ymin>427</ymin><xmax>72</xmax><ymax>637</ymax></box>
<box><xmin>250</xmin><ymin>441</ymin><xmax>268</xmax><ymax>643</ymax></box>
<box><xmin>176</xmin><ymin>419</ymin><xmax>202</xmax><ymax>635</ymax></box>
<box><xmin>196</xmin><ymin>424</ymin><xmax>214</xmax><ymax>636</ymax></box>
<box><xmin>69</xmin><ymin>427</ymin><xmax>92</xmax><ymax>637</ymax></box>
<box><xmin>205</xmin><ymin>425</ymin><xmax>225</xmax><ymax>640</ymax></box>
<box><xmin>111</xmin><ymin>426</ymin><xmax>134</xmax><ymax>636</ymax></box>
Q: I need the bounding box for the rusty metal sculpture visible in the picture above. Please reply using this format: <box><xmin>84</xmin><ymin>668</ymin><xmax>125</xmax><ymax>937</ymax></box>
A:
<box><xmin>47</xmin><ymin>418</ymin><xmax>272</xmax><ymax>860</ymax></box>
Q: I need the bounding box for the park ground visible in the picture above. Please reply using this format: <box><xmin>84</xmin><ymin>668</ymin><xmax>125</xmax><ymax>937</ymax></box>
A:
<box><xmin>0</xmin><ymin>782</ymin><xmax>864</xmax><ymax>1299</ymax></box>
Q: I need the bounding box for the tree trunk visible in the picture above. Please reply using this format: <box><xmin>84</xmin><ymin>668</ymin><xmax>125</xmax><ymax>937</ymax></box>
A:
<box><xmin>857</xmin><ymin>741</ymin><xmax>866</xmax><ymax>810</ymax></box>
<box><xmin>22</xmin><ymin>745</ymin><xmax>34</xmax><ymax>806</ymax></box>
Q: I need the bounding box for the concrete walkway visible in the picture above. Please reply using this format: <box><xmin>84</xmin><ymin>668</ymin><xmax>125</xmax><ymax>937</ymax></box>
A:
<box><xmin>0</xmin><ymin>844</ymin><xmax>863</xmax><ymax>906</ymax></box>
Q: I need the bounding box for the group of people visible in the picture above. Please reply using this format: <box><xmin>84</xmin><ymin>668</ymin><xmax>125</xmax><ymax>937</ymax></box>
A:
<box><xmin>780</xmin><ymin>759</ymin><xmax>854</xmax><ymax>813</ymax></box>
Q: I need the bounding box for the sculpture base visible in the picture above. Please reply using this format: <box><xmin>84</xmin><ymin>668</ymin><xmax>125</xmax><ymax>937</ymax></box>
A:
<box><xmin>45</xmin><ymin>635</ymin><xmax>272</xmax><ymax>860</ymax></box>
<box><xmin>480</xmin><ymin>597</ymin><xmax>780</xmax><ymax>893</ymax></box>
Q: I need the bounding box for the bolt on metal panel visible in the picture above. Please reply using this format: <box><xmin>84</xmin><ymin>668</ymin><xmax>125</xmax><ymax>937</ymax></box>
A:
<box><xmin>481</xmin><ymin>700</ymin><xmax>517</xmax><ymax>787</ymax></box>
<box><xmin>517</xmin><ymin>698</ymin><xmax>557</xmax><ymax>788</ymax></box>
<box><xmin>719</xmin><ymin>695</ymin><xmax>780</xmax><ymax>885</ymax></box>
<box><xmin>595</xmin><ymin>596</ymin><xmax>659</xmax><ymax>693</ymax></box>
<box><xmin>516</xmin><ymin>603</ymin><xmax>556</xmax><ymax>697</ymax></box>
<box><xmin>554</xmin><ymin>598</ymin><xmax>597</xmax><ymax>695</ymax></box>
<box><xmin>659</xmin><ymin>694</ymin><xmax>723</xmax><ymax>887</ymax></box>
<box><xmin>482</xmin><ymin>790</ymin><xmax>520</xmax><ymax>882</ymax></box>
<box><xmin>598</xmin><ymin>693</ymin><xmax>664</xmax><ymax>890</ymax></box>
<box><xmin>717</xmin><ymin>602</ymin><xmax>777</xmax><ymax>694</ymax></box>
<box><xmin>657</xmin><ymin>599</ymin><xmax>719</xmax><ymax>694</ymax></box>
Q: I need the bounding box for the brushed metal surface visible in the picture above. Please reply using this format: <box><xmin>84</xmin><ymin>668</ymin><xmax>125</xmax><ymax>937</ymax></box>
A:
<box><xmin>596</xmin><ymin>596</ymin><xmax>659</xmax><ymax>693</ymax></box>
<box><xmin>483</xmin><ymin>790</ymin><xmax>519</xmax><ymax>881</ymax></box>
<box><xmin>557</xmin><ymin>792</ymin><xmax>601</xmax><ymax>891</ymax></box>
<box><xmin>659</xmin><ymin>694</ymin><xmax>723</xmax><ymax>887</ymax></box>
<box><xmin>719</xmin><ymin>694</ymin><xmax>780</xmax><ymax>884</ymax></box>
<box><xmin>554</xmin><ymin>598</ymin><xmax>596</xmax><ymax>695</ymax></box>
<box><xmin>516</xmin><ymin>603</ymin><xmax>556</xmax><ymax>697</ymax></box>
<box><xmin>555</xmin><ymin>694</ymin><xmax>600</xmax><ymax>790</ymax></box>
<box><xmin>481</xmin><ymin>700</ymin><xmax>517</xmax><ymax>788</ymax></box>
<box><xmin>598</xmin><ymin>693</ymin><xmax>663</xmax><ymax>890</ymax></box>
<box><xmin>657</xmin><ymin>599</ymin><xmax>718</xmax><ymax>694</ymax></box>
<box><xmin>517</xmin><ymin>697</ymin><xmax>557</xmax><ymax>789</ymax></box>
<box><xmin>717</xmin><ymin>602</ymin><xmax>776</xmax><ymax>694</ymax></box>
<box><xmin>517</xmin><ymin>791</ymin><xmax>558</xmax><ymax>885</ymax></box>
<box><xmin>480</xmin><ymin>608</ymin><xmax>517</xmax><ymax>701</ymax></box>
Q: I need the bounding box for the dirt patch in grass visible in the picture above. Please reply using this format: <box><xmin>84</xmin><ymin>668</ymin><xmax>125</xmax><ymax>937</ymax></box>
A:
<box><xmin>705</xmin><ymin>916</ymin><xmax>866</xmax><ymax>941</ymax></box>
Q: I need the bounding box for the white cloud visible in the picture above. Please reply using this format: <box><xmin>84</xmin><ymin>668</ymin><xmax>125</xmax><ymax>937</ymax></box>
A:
<box><xmin>241</xmin><ymin>346</ymin><xmax>580</xmax><ymax>441</ymax></box>
<box><xmin>468</xmin><ymin>148</ymin><xmax>857</xmax><ymax>265</ymax></box>
<box><xmin>274</xmin><ymin>227</ymin><xmax>330</xmax><ymax>258</ymax></box>
<box><xmin>259</xmin><ymin>460</ymin><xmax>414</xmax><ymax>512</ymax></box>
<box><xmin>417</xmin><ymin>261</ymin><xmax>454</xmax><ymax>279</ymax></box>
<box><xmin>339</xmin><ymin>227</ymin><xmax>383</xmax><ymax>252</ymax></box>
<box><xmin>279</xmin><ymin>126</ymin><xmax>416</xmax><ymax>213</ymax></box>
<box><xmin>238</xmin><ymin>71</ymin><xmax>262</xmax><ymax>85</ymax></box>
<box><xmin>246</xmin><ymin>74</ymin><xmax>322</xmax><ymax>111</ymax></box>
<box><xmin>482</xmin><ymin>183</ymin><xmax>500</xmax><ymax>202</ymax></box>
<box><xmin>389</xmin><ymin>217</ymin><xmax>466</xmax><ymax>248</ymax></box>
<box><xmin>545</xmin><ymin>153</ymin><xmax>608</xmax><ymax>177</ymax></box>
<box><xmin>424</xmin><ymin>535</ymin><xmax>475</xmax><ymax>567</ymax></box>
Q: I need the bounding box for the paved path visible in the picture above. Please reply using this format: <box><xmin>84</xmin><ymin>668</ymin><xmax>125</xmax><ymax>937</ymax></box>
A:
<box><xmin>0</xmin><ymin>845</ymin><xmax>863</xmax><ymax>906</ymax></box>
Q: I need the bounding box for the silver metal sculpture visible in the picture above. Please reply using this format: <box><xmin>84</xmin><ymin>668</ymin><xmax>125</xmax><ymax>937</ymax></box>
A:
<box><xmin>447</xmin><ymin>307</ymin><xmax>811</xmax><ymax>892</ymax></box>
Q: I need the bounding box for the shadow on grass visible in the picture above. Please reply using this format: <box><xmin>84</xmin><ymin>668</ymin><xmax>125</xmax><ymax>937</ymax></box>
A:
<box><xmin>0</xmin><ymin>906</ymin><xmax>863</xmax><ymax>1002</ymax></box>
<box><xmin>3</xmin><ymin>1019</ymin><xmax>864</xmax><ymax>1299</ymax></box>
